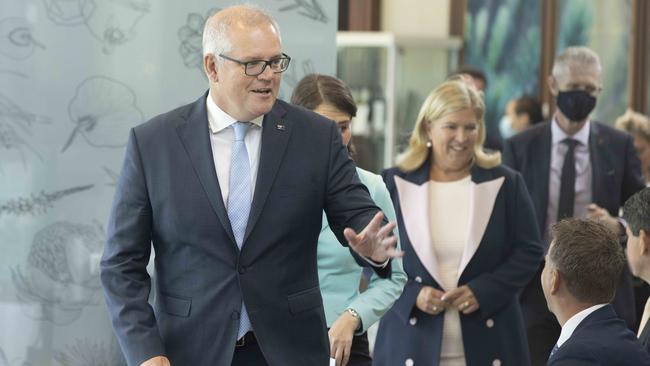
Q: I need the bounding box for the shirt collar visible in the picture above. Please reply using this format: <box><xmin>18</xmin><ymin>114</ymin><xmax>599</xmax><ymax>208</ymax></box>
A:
<box><xmin>551</xmin><ymin>116</ymin><xmax>590</xmax><ymax>147</ymax></box>
<box><xmin>206</xmin><ymin>89</ymin><xmax>264</xmax><ymax>134</ymax></box>
<box><xmin>556</xmin><ymin>303</ymin><xmax>607</xmax><ymax>347</ymax></box>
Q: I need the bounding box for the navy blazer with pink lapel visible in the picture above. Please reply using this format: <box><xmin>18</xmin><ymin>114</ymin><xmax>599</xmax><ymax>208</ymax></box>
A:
<box><xmin>373</xmin><ymin>158</ymin><xmax>543</xmax><ymax>366</ymax></box>
<box><xmin>100</xmin><ymin>94</ymin><xmax>391</xmax><ymax>366</ymax></box>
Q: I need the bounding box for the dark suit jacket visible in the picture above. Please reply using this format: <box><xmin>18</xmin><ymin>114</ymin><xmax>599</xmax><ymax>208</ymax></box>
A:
<box><xmin>639</xmin><ymin>318</ymin><xmax>650</xmax><ymax>354</ymax></box>
<box><xmin>503</xmin><ymin>121</ymin><xmax>645</xmax><ymax>328</ymax></box>
<box><xmin>100</xmin><ymin>94</ymin><xmax>390</xmax><ymax>366</ymax></box>
<box><xmin>502</xmin><ymin>121</ymin><xmax>644</xmax><ymax>236</ymax></box>
<box><xmin>547</xmin><ymin>305</ymin><xmax>650</xmax><ymax>366</ymax></box>
<box><xmin>373</xmin><ymin>160</ymin><xmax>543</xmax><ymax>366</ymax></box>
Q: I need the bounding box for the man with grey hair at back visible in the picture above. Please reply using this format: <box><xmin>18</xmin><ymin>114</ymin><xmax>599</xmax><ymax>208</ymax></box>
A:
<box><xmin>100</xmin><ymin>4</ymin><xmax>402</xmax><ymax>366</ymax></box>
<box><xmin>503</xmin><ymin>46</ymin><xmax>645</xmax><ymax>365</ymax></box>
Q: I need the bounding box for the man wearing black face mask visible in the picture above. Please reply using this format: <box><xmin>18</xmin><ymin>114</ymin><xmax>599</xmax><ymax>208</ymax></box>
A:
<box><xmin>502</xmin><ymin>46</ymin><xmax>645</xmax><ymax>366</ymax></box>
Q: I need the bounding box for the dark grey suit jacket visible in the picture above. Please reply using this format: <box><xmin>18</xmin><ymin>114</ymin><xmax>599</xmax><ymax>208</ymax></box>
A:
<box><xmin>100</xmin><ymin>94</ymin><xmax>390</xmax><ymax>366</ymax></box>
<box><xmin>547</xmin><ymin>305</ymin><xmax>650</xmax><ymax>366</ymax></box>
<box><xmin>502</xmin><ymin>121</ymin><xmax>644</xmax><ymax>236</ymax></box>
<box><xmin>503</xmin><ymin>121</ymin><xmax>645</xmax><ymax>328</ymax></box>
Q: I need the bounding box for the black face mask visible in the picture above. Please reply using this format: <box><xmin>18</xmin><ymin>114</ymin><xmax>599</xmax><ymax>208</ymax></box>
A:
<box><xmin>556</xmin><ymin>90</ymin><xmax>597</xmax><ymax>122</ymax></box>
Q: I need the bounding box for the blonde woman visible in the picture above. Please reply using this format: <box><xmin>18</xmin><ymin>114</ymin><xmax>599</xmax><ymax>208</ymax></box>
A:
<box><xmin>373</xmin><ymin>79</ymin><xmax>543</xmax><ymax>366</ymax></box>
<box><xmin>616</xmin><ymin>110</ymin><xmax>650</xmax><ymax>185</ymax></box>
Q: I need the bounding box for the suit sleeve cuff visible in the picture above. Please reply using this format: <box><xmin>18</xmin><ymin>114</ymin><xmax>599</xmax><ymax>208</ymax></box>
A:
<box><xmin>360</xmin><ymin>255</ymin><xmax>389</xmax><ymax>268</ymax></box>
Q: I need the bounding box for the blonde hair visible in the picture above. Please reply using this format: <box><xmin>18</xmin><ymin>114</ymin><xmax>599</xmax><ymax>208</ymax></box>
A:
<box><xmin>615</xmin><ymin>109</ymin><xmax>650</xmax><ymax>142</ymax></box>
<box><xmin>396</xmin><ymin>78</ymin><xmax>501</xmax><ymax>172</ymax></box>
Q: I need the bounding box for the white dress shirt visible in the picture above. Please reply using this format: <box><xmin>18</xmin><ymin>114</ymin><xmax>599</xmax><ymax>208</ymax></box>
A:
<box><xmin>205</xmin><ymin>91</ymin><xmax>387</xmax><ymax>268</ymax></box>
<box><xmin>556</xmin><ymin>303</ymin><xmax>607</xmax><ymax>347</ymax></box>
<box><xmin>206</xmin><ymin>90</ymin><xmax>263</xmax><ymax>206</ymax></box>
<box><xmin>544</xmin><ymin>118</ymin><xmax>592</xmax><ymax>242</ymax></box>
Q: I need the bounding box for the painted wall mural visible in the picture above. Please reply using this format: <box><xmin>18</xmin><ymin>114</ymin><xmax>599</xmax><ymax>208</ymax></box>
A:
<box><xmin>0</xmin><ymin>0</ymin><xmax>337</xmax><ymax>364</ymax></box>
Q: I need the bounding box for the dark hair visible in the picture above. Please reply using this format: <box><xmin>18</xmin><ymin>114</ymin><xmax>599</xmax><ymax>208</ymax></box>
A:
<box><xmin>290</xmin><ymin>74</ymin><xmax>357</xmax><ymax>118</ymax></box>
<box><xmin>451</xmin><ymin>66</ymin><xmax>488</xmax><ymax>90</ymax></box>
<box><xmin>549</xmin><ymin>219</ymin><xmax>625</xmax><ymax>304</ymax></box>
<box><xmin>623</xmin><ymin>187</ymin><xmax>650</xmax><ymax>236</ymax></box>
<box><xmin>514</xmin><ymin>95</ymin><xmax>544</xmax><ymax>125</ymax></box>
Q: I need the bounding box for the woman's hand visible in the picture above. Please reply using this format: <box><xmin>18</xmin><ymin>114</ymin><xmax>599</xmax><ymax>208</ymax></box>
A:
<box><xmin>328</xmin><ymin>310</ymin><xmax>360</xmax><ymax>366</ymax></box>
<box><xmin>442</xmin><ymin>285</ymin><xmax>480</xmax><ymax>314</ymax></box>
<box><xmin>415</xmin><ymin>286</ymin><xmax>447</xmax><ymax>315</ymax></box>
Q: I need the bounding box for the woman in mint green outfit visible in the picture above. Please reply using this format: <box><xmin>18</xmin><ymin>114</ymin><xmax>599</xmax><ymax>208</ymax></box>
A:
<box><xmin>291</xmin><ymin>74</ymin><xmax>407</xmax><ymax>366</ymax></box>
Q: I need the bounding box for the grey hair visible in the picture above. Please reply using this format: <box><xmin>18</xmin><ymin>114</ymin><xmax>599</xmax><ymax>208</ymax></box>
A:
<box><xmin>552</xmin><ymin>46</ymin><xmax>602</xmax><ymax>80</ymax></box>
<box><xmin>202</xmin><ymin>4</ymin><xmax>282</xmax><ymax>59</ymax></box>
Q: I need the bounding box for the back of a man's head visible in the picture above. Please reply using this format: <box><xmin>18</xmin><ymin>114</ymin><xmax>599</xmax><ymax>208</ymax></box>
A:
<box><xmin>623</xmin><ymin>187</ymin><xmax>650</xmax><ymax>237</ymax></box>
<box><xmin>623</xmin><ymin>188</ymin><xmax>650</xmax><ymax>281</ymax></box>
<box><xmin>549</xmin><ymin>218</ymin><xmax>624</xmax><ymax>304</ymax></box>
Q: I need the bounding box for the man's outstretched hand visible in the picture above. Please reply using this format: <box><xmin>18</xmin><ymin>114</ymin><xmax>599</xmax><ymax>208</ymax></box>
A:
<box><xmin>344</xmin><ymin>212</ymin><xmax>403</xmax><ymax>263</ymax></box>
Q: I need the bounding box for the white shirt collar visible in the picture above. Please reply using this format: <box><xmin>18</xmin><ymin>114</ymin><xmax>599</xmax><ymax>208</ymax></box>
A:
<box><xmin>551</xmin><ymin>116</ymin><xmax>590</xmax><ymax>147</ymax></box>
<box><xmin>206</xmin><ymin>89</ymin><xmax>264</xmax><ymax>134</ymax></box>
<box><xmin>556</xmin><ymin>303</ymin><xmax>607</xmax><ymax>347</ymax></box>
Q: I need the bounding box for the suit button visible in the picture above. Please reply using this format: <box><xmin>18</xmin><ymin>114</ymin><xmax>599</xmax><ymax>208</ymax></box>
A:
<box><xmin>492</xmin><ymin>359</ymin><xmax>501</xmax><ymax>366</ymax></box>
<box><xmin>415</xmin><ymin>276</ymin><xmax>422</xmax><ymax>283</ymax></box>
<box><xmin>486</xmin><ymin>318</ymin><xmax>494</xmax><ymax>328</ymax></box>
<box><xmin>231</xmin><ymin>311</ymin><xmax>240</xmax><ymax>320</ymax></box>
<box><xmin>409</xmin><ymin>317</ymin><xmax>417</xmax><ymax>325</ymax></box>
<box><xmin>238</xmin><ymin>266</ymin><xmax>246</xmax><ymax>274</ymax></box>
<box><xmin>405</xmin><ymin>359</ymin><xmax>414</xmax><ymax>366</ymax></box>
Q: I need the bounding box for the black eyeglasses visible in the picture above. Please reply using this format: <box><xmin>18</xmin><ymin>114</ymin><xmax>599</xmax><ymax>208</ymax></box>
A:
<box><xmin>218</xmin><ymin>53</ymin><xmax>291</xmax><ymax>76</ymax></box>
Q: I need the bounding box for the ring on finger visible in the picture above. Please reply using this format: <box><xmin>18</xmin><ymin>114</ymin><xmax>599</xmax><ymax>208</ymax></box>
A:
<box><xmin>432</xmin><ymin>305</ymin><xmax>438</xmax><ymax>313</ymax></box>
<box><xmin>461</xmin><ymin>301</ymin><xmax>470</xmax><ymax>309</ymax></box>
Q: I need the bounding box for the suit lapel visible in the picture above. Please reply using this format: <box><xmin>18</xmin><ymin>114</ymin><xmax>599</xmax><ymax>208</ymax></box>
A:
<box><xmin>394</xmin><ymin>162</ymin><xmax>507</xmax><ymax>287</ymax></box>
<box><xmin>589</xmin><ymin>123</ymin><xmax>613</xmax><ymax>207</ymax></box>
<box><xmin>533</xmin><ymin>124</ymin><xmax>552</xmax><ymax>232</ymax></box>
<box><xmin>244</xmin><ymin>102</ymin><xmax>291</xmax><ymax>243</ymax></box>
<box><xmin>457</xmin><ymin>169</ymin><xmax>504</xmax><ymax>278</ymax></box>
<box><xmin>175</xmin><ymin>92</ymin><xmax>236</xmax><ymax>244</ymax></box>
<box><xmin>394</xmin><ymin>175</ymin><xmax>445</xmax><ymax>287</ymax></box>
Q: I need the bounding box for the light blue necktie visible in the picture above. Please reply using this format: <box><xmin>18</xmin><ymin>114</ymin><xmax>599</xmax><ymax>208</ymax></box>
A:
<box><xmin>227</xmin><ymin>121</ymin><xmax>252</xmax><ymax>339</ymax></box>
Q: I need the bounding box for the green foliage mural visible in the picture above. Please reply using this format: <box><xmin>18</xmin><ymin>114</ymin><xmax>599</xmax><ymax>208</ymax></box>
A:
<box><xmin>556</xmin><ymin>0</ymin><xmax>631</xmax><ymax>125</ymax></box>
<box><xmin>465</xmin><ymin>0</ymin><xmax>631</xmax><ymax>132</ymax></box>
<box><xmin>464</xmin><ymin>0</ymin><xmax>541</xmax><ymax>143</ymax></box>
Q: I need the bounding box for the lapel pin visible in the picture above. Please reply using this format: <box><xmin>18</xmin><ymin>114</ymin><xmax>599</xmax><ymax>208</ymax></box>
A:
<box><xmin>276</xmin><ymin>123</ymin><xmax>286</xmax><ymax>131</ymax></box>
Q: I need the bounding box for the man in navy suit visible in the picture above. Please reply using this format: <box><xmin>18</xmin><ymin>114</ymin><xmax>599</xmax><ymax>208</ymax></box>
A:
<box><xmin>100</xmin><ymin>5</ymin><xmax>401</xmax><ymax>366</ymax></box>
<box><xmin>623</xmin><ymin>187</ymin><xmax>650</xmax><ymax>353</ymax></box>
<box><xmin>542</xmin><ymin>218</ymin><xmax>650</xmax><ymax>366</ymax></box>
<box><xmin>503</xmin><ymin>46</ymin><xmax>645</xmax><ymax>365</ymax></box>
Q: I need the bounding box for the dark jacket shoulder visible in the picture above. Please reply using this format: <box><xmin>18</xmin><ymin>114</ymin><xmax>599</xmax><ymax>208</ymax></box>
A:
<box><xmin>506</xmin><ymin>121</ymin><xmax>550</xmax><ymax>146</ymax></box>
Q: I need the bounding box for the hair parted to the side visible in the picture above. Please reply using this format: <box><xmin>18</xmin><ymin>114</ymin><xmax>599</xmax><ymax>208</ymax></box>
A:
<box><xmin>202</xmin><ymin>4</ymin><xmax>281</xmax><ymax>61</ymax></box>
<box><xmin>290</xmin><ymin>74</ymin><xmax>357</xmax><ymax>118</ymax></box>
<box><xmin>396</xmin><ymin>77</ymin><xmax>500</xmax><ymax>172</ymax></box>
<box><xmin>291</xmin><ymin>74</ymin><xmax>357</xmax><ymax>156</ymax></box>
<box><xmin>549</xmin><ymin>218</ymin><xmax>625</xmax><ymax>304</ymax></box>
